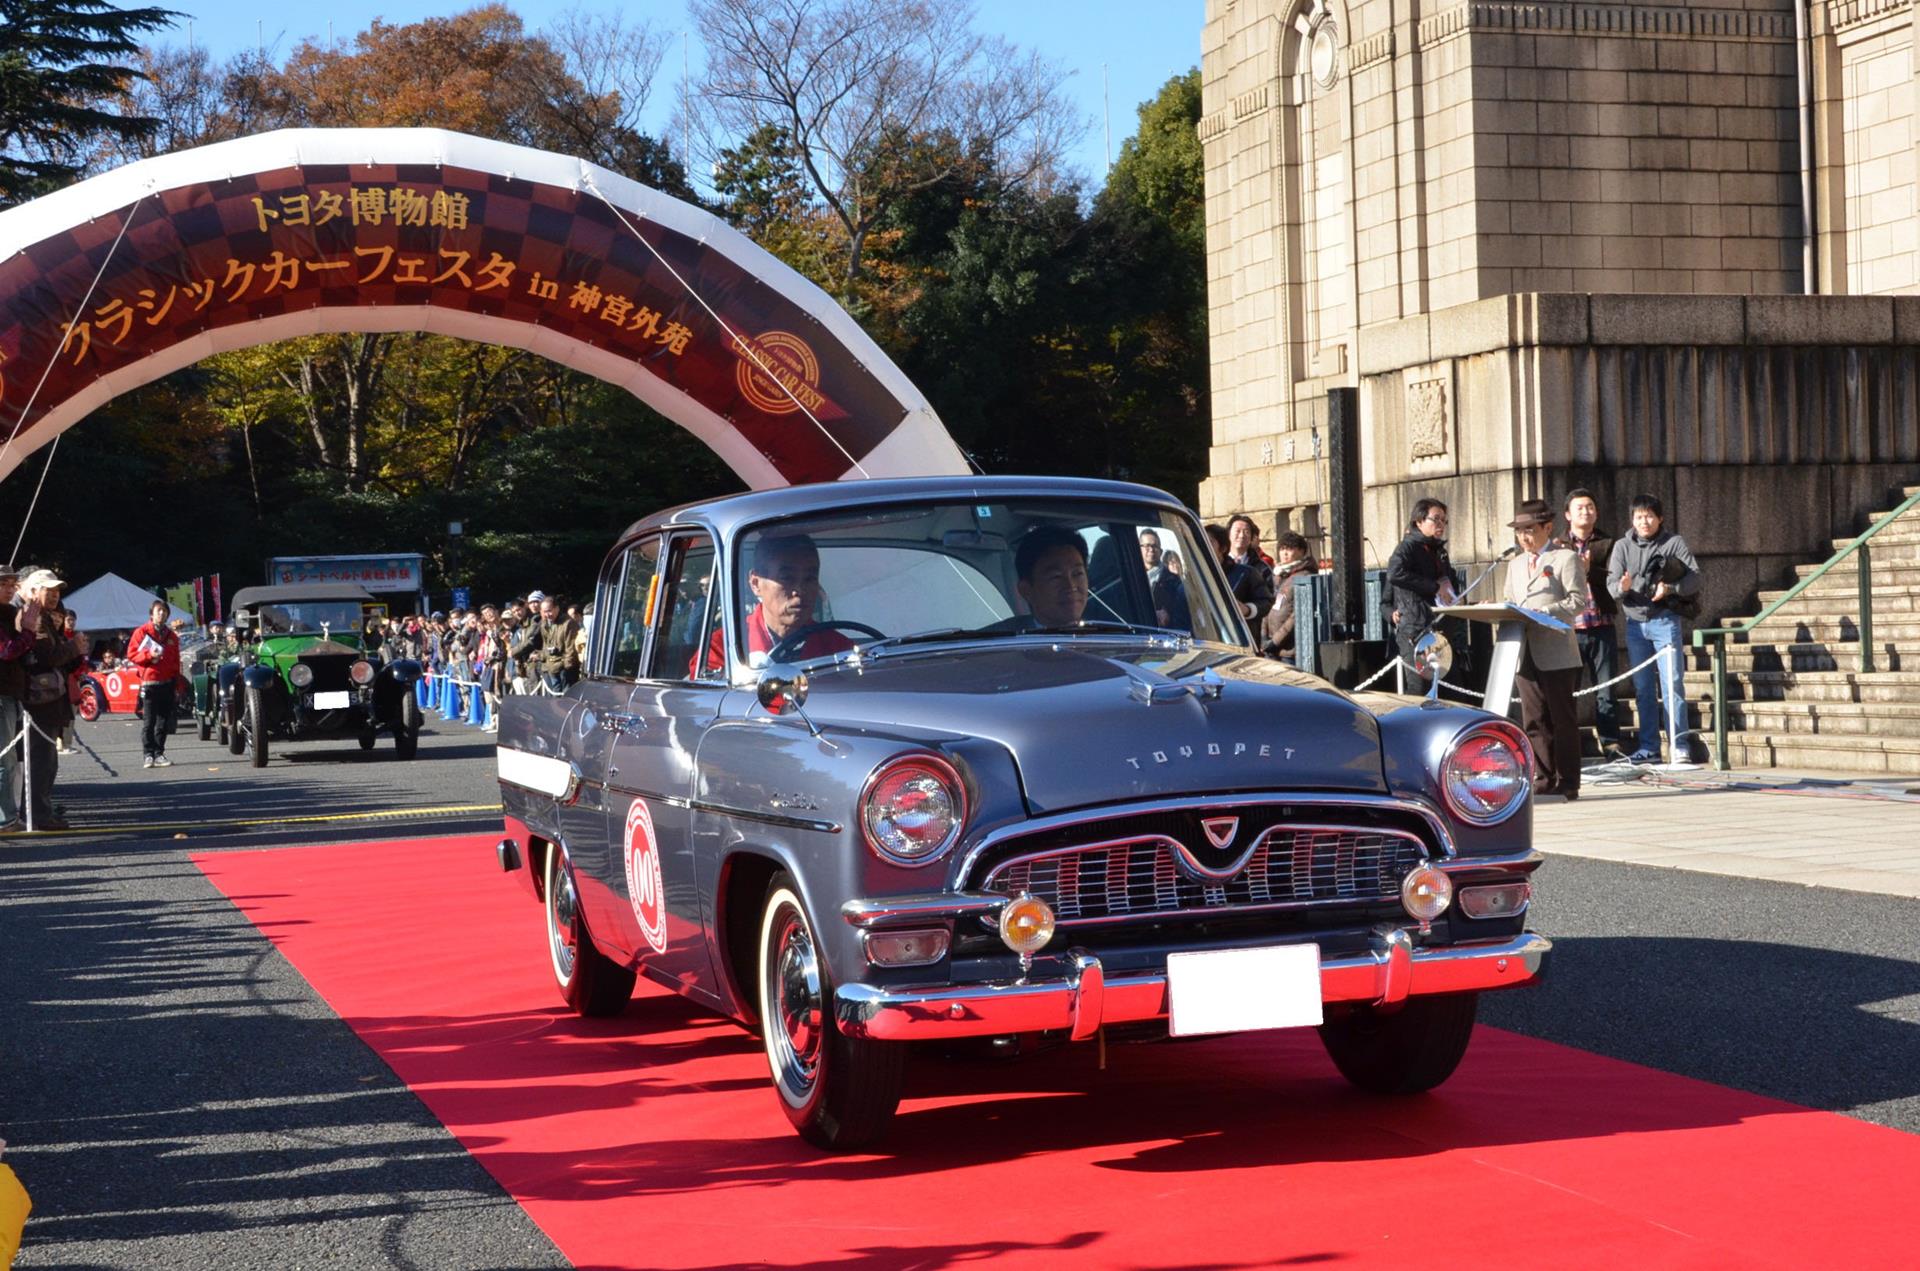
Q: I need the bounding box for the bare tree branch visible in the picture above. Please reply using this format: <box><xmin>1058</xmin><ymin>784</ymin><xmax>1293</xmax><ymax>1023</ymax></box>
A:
<box><xmin>691</xmin><ymin>0</ymin><xmax>1082</xmax><ymax>287</ymax></box>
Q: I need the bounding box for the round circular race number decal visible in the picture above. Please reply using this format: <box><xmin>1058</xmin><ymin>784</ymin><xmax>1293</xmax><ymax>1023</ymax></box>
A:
<box><xmin>623</xmin><ymin>798</ymin><xmax>669</xmax><ymax>953</ymax></box>
<box><xmin>105</xmin><ymin>672</ymin><xmax>123</xmax><ymax>699</ymax></box>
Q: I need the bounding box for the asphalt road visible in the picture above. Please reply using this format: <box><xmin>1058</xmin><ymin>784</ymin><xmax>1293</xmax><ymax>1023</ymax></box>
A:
<box><xmin>4</xmin><ymin>709</ymin><xmax>1917</xmax><ymax>1268</ymax></box>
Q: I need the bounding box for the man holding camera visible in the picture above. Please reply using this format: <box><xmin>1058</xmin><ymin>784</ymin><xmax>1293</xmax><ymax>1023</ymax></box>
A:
<box><xmin>1607</xmin><ymin>494</ymin><xmax>1704</xmax><ymax>764</ymax></box>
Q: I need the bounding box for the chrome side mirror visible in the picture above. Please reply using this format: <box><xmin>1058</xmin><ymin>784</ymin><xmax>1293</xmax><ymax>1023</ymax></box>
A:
<box><xmin>1412</xmin><ymin>631</ymin><xmax>1453</xmax><ymax>702</ymax></box>
<box><xmin>756</xmin><ymin>671</ymin><xmax>810</xmax><ymax>716</ymax></box>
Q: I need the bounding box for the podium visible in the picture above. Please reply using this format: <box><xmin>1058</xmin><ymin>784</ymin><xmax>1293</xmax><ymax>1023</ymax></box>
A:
<box><xmin>1432</xmin><ymin>603</ymin><xmax>1571</xmax><ymax>717</ymax></box>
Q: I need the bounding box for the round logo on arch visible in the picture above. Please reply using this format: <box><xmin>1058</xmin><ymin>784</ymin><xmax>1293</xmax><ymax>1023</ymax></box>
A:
<box><xmin>622</xmin><ymin>798</ymin><xmax>668</xmax><ymax>954</ymax></box>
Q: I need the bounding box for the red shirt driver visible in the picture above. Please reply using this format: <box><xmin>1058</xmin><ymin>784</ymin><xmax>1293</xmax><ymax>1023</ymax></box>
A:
<box><xmin>702</xmin><ymin>533</ymin><xmax>853</xmax><ymax>675</ymax></box>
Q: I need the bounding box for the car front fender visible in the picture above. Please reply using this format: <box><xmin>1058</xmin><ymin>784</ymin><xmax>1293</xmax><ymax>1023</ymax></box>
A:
<box><xmin>241</xmin><ymin>664</ymin><xmax>278</xmax><ymax>692</ymax></box>
<box><xmin>382</xmin><ymin>658</ymin><xmax>423</xmax><ymax>686</ymax></box>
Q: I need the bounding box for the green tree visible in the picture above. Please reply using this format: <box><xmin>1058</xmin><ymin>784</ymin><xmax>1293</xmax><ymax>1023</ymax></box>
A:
<box><xmin>0</xmin><ymin>0</ymin><xmax>177</xmax><ymax>205</ymax></box>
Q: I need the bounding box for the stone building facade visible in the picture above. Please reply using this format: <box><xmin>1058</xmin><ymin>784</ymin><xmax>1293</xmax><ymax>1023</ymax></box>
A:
<box><xmin>1199</xmin><ymin>0</ymin><xmax>1920</xmax><ymax>613</ymax></box>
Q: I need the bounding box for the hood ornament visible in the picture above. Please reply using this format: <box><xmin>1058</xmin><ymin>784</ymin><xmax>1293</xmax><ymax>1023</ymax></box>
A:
<box><xmin>1125</xmin><ymin>665</ymin><xmax>1225</xmax><ymax>705</ymax></box>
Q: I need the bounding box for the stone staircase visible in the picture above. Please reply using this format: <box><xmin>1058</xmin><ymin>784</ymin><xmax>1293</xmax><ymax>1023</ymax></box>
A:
<box><xmin>1668</xmin><ymin>483</ymin><xmax>1920</xmax><ymax>776</ymax></box>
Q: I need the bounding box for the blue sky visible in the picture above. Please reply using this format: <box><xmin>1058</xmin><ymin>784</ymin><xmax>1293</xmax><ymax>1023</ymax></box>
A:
<box><xmin>156</xmin><ymin>1</ymin><xmax>1203</xmax><ymax>189</ymax></box>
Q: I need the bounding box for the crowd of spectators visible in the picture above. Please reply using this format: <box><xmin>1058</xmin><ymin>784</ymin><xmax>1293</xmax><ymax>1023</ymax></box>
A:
<box><xmin>365</xmin><ymin>592</ymin><xmax>587</xmax><ymax>733</ymax></box>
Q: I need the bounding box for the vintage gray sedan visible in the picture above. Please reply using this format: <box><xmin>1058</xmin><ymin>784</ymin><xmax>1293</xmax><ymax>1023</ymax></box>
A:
<box><xmin>495</xmin><ymin>476</ymin><xmax>1548</xmax><ymax>1148</ymax></box>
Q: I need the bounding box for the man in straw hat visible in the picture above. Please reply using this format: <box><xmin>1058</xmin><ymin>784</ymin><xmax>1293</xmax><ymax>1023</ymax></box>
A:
<box><xmin>1504</xmin><ymin>499</ymin><xmax>1589</xmax><ymax>799</ymax></box>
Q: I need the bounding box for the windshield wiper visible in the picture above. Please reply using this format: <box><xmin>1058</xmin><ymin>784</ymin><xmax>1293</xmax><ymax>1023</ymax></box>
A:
<box><xmin>1023</xmin><ymin>620</ymin><xmax>1186</xmax><ymax>638</ymax></box>
<box><xmin>854</xmin><ymin>626</ymin><xmax>1023</xmax><ymax>655</ymax></box>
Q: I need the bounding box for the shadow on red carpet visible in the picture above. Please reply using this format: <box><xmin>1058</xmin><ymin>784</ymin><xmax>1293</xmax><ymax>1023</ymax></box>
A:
<box><xmin>194</xmin><ymin>835</ymin><xmax>1920</xmax><ymax>1270</ymax></box>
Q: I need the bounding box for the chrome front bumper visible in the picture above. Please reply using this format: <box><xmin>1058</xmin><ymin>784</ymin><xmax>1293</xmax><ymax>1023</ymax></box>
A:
<box><xmin>834</xmin><ymin>929</ymin><xmax>1550</xmax><ymax>1042</ymax></box>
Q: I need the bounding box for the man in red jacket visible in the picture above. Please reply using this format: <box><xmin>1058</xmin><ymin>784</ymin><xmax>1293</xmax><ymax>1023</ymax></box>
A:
<box><xmin>126</xmin><ymin>599</ymin><xmax>181</xmax><ymax>768</ymax></box>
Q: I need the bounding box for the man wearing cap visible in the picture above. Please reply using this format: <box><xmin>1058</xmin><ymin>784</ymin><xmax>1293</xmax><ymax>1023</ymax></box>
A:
<box><xmin>508</xmin><ymin>597</ymin><xmax>543</xmax><ymax>689</ymax></box>
<box><xmin>19</xmin><ymin>569</ymin><xmax>87</xmax><ymax>829</ymax></box>
<box><xmin>0</xmin><ymin>567</ymin><xmax>41</xmax><ymax>831</ymax></box>
<box><xmin>1504</xmin><ymin>499</ymin><xmax>1589</xmax><ymax>799</ymax></box>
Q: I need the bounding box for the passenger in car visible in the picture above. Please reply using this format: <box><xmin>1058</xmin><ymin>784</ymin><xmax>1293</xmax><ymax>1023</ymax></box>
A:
<box><xmin>701</xmin><ymin>533</ymin><xmax>855</xmax><ymax>673</ymax></box>
<box><xmin>1012</xmin><ymin>524</ymin><xmax>1091</xmax><ymax>628</ymax></box>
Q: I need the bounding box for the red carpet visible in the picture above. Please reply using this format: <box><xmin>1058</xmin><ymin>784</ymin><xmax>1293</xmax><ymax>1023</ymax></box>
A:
<box><xmin>196</xmin><ymin>836</ymin><xmax>1920</xmax><ymax>1270</ymax></box>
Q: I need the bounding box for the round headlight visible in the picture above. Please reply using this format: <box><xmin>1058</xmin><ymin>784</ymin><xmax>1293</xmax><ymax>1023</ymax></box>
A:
<box><xmin>1441</xmin><ymin>723</ymin><xmax>1533</xmax><ymax>825</ymax></box>
<box><xmin>998</xmin><ymin>893</ymin><xmax>1056</xmax><ymax>955</ymax></box>
<box><xmin>1400</xmin><ymin>864</ymin><xmax>1454</xmax><ymax>921</ymax></box>
<box><xmin>349</xmin><ymin>660</ymin><xmax>374</xmax><ymax>685</ymax></box>
<box><xmin>859</xmin><ymin>754</ymin><xmax>966</xmax><ymax>866</ymax></box>
<box><xmin>288</xmin><ymin>663</ymin><xmax>314</xmax><ymax>688</ymax></box>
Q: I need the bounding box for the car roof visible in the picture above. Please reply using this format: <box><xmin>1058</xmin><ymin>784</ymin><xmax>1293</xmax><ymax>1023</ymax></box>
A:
<box><xmin>230</xmin><ymin>583</ymin><xmax>377</xmax><ymax>609</ymax></box>
<box><xmin>613</xmin><ymin>474</ymin><xmax>1194</xmax><ymax>548</ymax></box>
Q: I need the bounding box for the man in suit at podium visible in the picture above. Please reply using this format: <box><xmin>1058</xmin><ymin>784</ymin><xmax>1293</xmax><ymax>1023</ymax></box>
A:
<box><xmin>1504</xmin><ymin>499</ymin><xmax>1590</xmax><ymax>799</ymax></box>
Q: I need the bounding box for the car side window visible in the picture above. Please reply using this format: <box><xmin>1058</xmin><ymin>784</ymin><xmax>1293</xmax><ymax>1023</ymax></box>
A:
<box><xmin>650</xmin><ymin>534</ymin><xmax>719</xmax><ymax>682</ymax></box>
<box><xmin>606</xmin><ymin>537</ymin><xmax>662</xmax><ymax>681</ymax></box>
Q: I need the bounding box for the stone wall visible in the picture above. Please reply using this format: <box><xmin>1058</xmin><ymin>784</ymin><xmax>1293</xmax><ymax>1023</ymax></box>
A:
<box><xmin>1356</xmin><ymin>293</ymin><xmax>1920</xmax><ymax>624</ymax></box>
<box><xmin>1819</xmin><ymin>0</ymin><xmax>1918</xmax><ymax>292</ymax></box>
<box><xmin>1199</xmin><ymin>0</ymin><xmax>1824</xmax><ymax>544</ymax></box>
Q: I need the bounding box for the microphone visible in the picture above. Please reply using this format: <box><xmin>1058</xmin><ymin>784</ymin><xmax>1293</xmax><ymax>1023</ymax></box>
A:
<box><xmin>1456</xmin><ymin>544</ymin><xmax>1522</xmax><ymax>605</ymax></box>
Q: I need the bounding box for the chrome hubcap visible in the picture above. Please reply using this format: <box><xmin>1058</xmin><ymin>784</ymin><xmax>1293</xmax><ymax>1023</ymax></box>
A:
<box><xmin>767</xmin><ymin>908</ymin><xmax>823</xmax><ymax>1102</ymax></box>
<box><xmin>547</xmin><ymin>859</ymin><xmax>579</xmax><ymax>984</ymax></box>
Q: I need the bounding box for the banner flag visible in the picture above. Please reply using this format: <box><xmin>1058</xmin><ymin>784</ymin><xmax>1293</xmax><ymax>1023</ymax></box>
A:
<box><xmin>212</xmin><ymin>574</ymin><xmax>222</xmax><ymax>624</ymax></box>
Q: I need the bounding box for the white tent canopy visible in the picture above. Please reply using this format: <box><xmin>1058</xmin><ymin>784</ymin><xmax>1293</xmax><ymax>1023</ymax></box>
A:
<box><xmin>63</xmin><ymin>572</ymin><xmax>194</xmax><ymax>632</ymax></box>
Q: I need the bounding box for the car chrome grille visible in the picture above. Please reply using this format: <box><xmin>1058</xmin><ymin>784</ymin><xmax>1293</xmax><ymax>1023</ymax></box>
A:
<box><xmin>981</xmin><ymin>827</ymin><xmax>1426</xmax><ymax>924</ymax></box>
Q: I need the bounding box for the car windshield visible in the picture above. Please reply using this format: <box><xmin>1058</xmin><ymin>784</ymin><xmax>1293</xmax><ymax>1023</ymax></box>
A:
<box><xmin>250</xmin><ymin>601</ymin><xmax>364</xmax><ymax>636</ymax></box>
<box><xmin>730</xmin><ymin>497</ymin><xmax>1244</xmax><ymax>666</ymax></box>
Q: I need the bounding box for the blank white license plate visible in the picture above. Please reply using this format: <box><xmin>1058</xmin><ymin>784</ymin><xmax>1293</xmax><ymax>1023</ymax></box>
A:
<box><xmin>313</xmin><ymin>691</ymin><xmax>352</xmax><ymax>710</ymax></box>
<box><xmin>1167</xmin><ymin>944</ymin><xmax>1323</xmax><ymax>1037</ymax></box>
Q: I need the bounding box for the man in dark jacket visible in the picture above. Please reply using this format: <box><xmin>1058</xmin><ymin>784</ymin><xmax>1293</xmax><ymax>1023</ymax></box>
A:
<box><xmin>1225</xmin><ymin>515</ymin><xmax>1276</xmax><ymax>623</ymax></box>
<box><xmin>1607</xmin><ymin>494</ymin><xmax>1704</xmax><ymax>763</ymax></box>
<box><xmin>1558</xmin><ymin>489</ymin><xmax>1621</xmax><ymax>752</ymax></box>
<box><xmin>1204</xmin><ymin>523</ymin><xmax>1270</xmax><ymax>626</ymax></box>
<box><xmin>1386</xmin><ymin>498</ymin><xmax>1466</xmax><ymax>688</ymax></box>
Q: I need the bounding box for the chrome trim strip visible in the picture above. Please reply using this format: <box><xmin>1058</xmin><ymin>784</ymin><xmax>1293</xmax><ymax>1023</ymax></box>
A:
<box><xmin>1436</xmin><ymin>849</ymin><xmax>1544</xmax><ymax>875</ymax></box>
<box><xmin>834</xmin><ymin>931</ymin><xmax>1551</xmax><ymax>1042</ymax></box>
<box><xmin>604</xmin><ymin>782</ymin><xmax>841</xmax><ymax>831</ymax></box>
<box><xmin>691</xmin><ymin>798</ymin><xmax>843</xmax><ymax>834</ymax></box>
<box><xmin>841</xmin><ymin>891</ymin><xmax>1006</xmax><ymax>928</ymax></box>
<box><xmin>604</xmin><ymin>783</ymin><xmax>692</xmax><ymax>809</ymax></box>
<box><xmin>955</xmin><ymin>791</ymin><xmax>1459</xmax><ymax>884</ymax></box>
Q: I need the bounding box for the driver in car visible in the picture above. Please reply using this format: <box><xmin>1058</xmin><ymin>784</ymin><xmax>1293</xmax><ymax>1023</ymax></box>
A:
<box><xmin>1011</xmin><ymin>524</ymin><xmax>1091</xmax><ymax>628</ymax></box>
<box><xmin>702</xmin><ymin>532</ymin><xmax>855</xmax><ymax>672</ymax></box>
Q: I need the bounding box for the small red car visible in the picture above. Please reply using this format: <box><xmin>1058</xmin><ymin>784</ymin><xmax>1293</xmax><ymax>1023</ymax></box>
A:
<box><xmin>71</xmin><ymin>663</ymin><xmax>191</xmax><ymax>722</ymax></box>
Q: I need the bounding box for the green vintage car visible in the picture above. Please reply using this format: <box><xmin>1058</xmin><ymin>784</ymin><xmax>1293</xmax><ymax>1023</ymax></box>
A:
<box><xmin>222</xmin><ymin>583</ymin><xmax>425</xmax><ymax>767</ymax></box>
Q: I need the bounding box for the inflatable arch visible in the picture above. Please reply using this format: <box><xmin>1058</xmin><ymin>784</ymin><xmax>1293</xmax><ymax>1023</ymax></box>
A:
<box><xmin>0</xmin><ymin>128</ymin><xmax>970</xmax><ymax>488</ymax></box>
